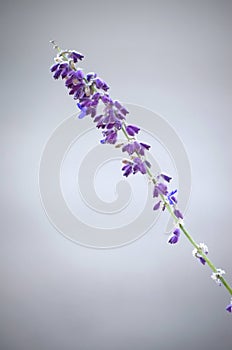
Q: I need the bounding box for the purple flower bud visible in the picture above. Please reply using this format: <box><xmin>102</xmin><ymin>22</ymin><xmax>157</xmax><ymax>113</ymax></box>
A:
<box><xmin>168</xmin><ymin>228</ymin><xmax>180</xmax><ymax>244</ymax></box>
<box><xmin>86</xmin><ymin>72</ymin><xmax>97</xmax><ymax>81</ymax></box>
<box><xmin>126</xmin><ymin>125</ymin><xmax>140</xmax><ymax>136</ymax></box>
<box><xmin>153</xmin><ymin>186</ymin><xmax>159</xmax><ymax>198</ymax></box>
<box><xmin>50</xmin><ymin>63</ymin><xmax>60</xmax><ymax>72</ymax></box>
<box><xmin>53</xmin><ymin>68</ymin><xmax>62</xmax><ymax>79</ymax></box>
<box><xmin>154</xmin><ymin>183</ymin><xmax>168</xmax><ymax>196</ymax></box>
<box><xmin>226</xmin><ymin>301</ymin><xmax>232</xmax><ymax>313</ymax></box>
<box><xmin>153</xmin><ymin>201</ymin><xmax>161</xmax><ymax>210</ymax></box>
<box><xmin>174</xmin><ymin>209</ymin><xmax>184</xmax><ymax>220</ymax></box>
<box><xmin>133</xmin><ymin>158</ymin><xmax>147</xmax><ymax>175</ymax></box>
<box><xmin>168</xmin><ymin>235</ymin><xmax>179</xmax><ymax>244</ymax></box>
<box><xmin>122</xmin><ymin>164</ymin><xmax>133</xmax><ymax>177</ymax></box>
<box><xmin>167</xmin><ymin>190</ymin><xmax>178</xmax><ymax>205</ymax></box>
<box><xmin>140</xmin><ymin>143</ymin><xmax>151</xmax><ymax>150</ymax></box>
<box><xmin>77</xmin><ymin>103</ymin><xmax>87</xmax><ymax>119</ymax></box>
<box><xmin>199</xmin><ymin>257</ymin><xmax>206</xmax><ymax>265</ymax></box>
<box><xmin>114</xmin><ymin>100</ymin><xmax>129</xmax><ymax>115</ymax></box>
<box><xmin>69</xmin><ymin>51</ymin><xmax>84</xmax><ymax>63</ymax></box>
<box><xmin>101</xmin><ymin>94</ymin><xmax>113</xmax><ymax>104</ymax></box>
<box><xmin>161</xmin><ymin>173</ymin><xmax>172</xmax><ymax>182</ymax></box>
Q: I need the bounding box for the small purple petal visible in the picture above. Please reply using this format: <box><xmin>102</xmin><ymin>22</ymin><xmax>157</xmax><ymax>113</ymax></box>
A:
<box><xmin>161</xmin><ymin>174</ymin><xmax>172</xmax><ymax>182</ymax></box>
<box><xmin>53</xmin><ymin>68</ymin><xmax>62</xmax><ymax>79</ymax></box>
<box><xmin>122</xmin><ymin>164</ymin><xmax>133</xmax><ymax>177</ymax></box>
<box><xmin>140</xmin><ymin>142</ymin><xmax>151</xmax><ymax>150</ymax></box>
<box><xmin>50</xmin><ymin>63</ymin><xmax>60</xmax><ymax>72</ymax></box>
<box><xmin>153</xmin><ymin>186</ymin><xmax>159</xmax><ymax>198</ymax></box>
<box><xmin>153</xmin><ymin>201</ymin><xmax>161</xmax><ymax>210</ymax></box>
<box><xmin>156</xmin><ymin>183</ymin><xmax>168</xmax><ymax>195</ymax></box>
<box><xmin>173</xmin><ymin>228</ymin><xmax>180</xmax><ymax>237</ymax></box>
<box><xmin>126</xmin><ymin>125</ymin><xmax>140</xmax><ymax>136</ymax></box>
<box><xmin>174</xmin><ymin>209</ymin><xmax>184</xmax><ymax>219</ymax></box>
<box><xmin>168</xmin><ymin>235</ymin><xmax>179</xmax><ymax>244</ymax></box>
<box><xmin>199</xmin><ymin>257</ymin><xmax>206</xmax><ymax>265</ymax></box>
<box><xmin>226</xmin><ymin>304</ymin><xmax>232</xmax><ymax>313</ymax></box>
<box><xmin>69</xmin><ymin>51</ymin><xmax>84</xmax><ymax>63</ymax></box>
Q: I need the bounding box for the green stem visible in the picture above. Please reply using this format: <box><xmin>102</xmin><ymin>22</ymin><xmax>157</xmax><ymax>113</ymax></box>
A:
<box><xmin>120</xmin><ymin>121</ymin><xmax>232</xmax><ymax>298</ymax></box>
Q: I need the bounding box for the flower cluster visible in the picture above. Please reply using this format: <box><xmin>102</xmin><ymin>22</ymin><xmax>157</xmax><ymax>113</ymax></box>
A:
<box><xmin>211</xmin><ymin>269</ymin><xmax>226</xmax><ymax>286</ymax></box>
<box><xmin>50</xmin><ymin>48</ymin><xmax>128</xmax><ymax>146</ymax></box>
<box><xmin>192</xmin><ymin>243</ymin><xmax>209</xmax><ymax>265</ymax></box>
<box><xmin>50</xmin><ymin>43</ymin><xmax>232</xmax><ymax>314</ymax></box>
<box><xmin>121</xmin><ymin>158</ymin><xmax>151</xmax><ymax>177</ymax></box>
<box><xmin>152</xmin><ymin>175</ymin><xmax>184</xmax><ymax>223</ymax></box>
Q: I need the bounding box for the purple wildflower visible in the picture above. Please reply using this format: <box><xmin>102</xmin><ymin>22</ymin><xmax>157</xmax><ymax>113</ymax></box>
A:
<box><xmin>192</xmin><ymin>243</ymin><xmax>208</xmax><ymax>265</ymax></box>
<box><xmin>77</xmin><ymin>103</ymin><xmax>88</xmax><ymax>119</ymax></box>
<box><xmin>50</xmin><ymin>62</ymin><xmax>60</xmax><ymax>72</ymax></box>
<box><xmin>160</xmin><ymin>173</ymin><xmax>172</xmax><ymax>182</ymax></box>
<box><xmin>153</xmin><ymin>183</ymin><xmax>168</xmax><ymax>197</ymax></box>
<box><xmin>122</xmin><ymin>141</ymin><xmax>151</xmax><ymax>156</ymax></box>
<box><xmin>174</xmin><ymin>209</ymin><xmax>184</xmax><ymax>219</ymax></box>
<box><xmin>122</xmin><ymin>163</ymin><xmax>133</xmax><ymax>177</ymax></box>
<box><xmin>101</xmin><ymin>94</ymin><xmax>113</xmax><ymax>104</ymax></box>
<box><xmin>126</xmin><ymin>125</ymin><xmax>140</xmax><ymax>136</ymax></box>
<box><xmin>114</xmin><ymin>100</ymin><xmax>129</xmax><ymax>116</ymax></box>
<box><xmin>94</xmin><ymin>78</ymin><xmax>109</xmax><ymax>91</ymax></box>
<box><xmin>168</xmin><ymin>228</ymin><xmax>180</xmax><ymax>244</ymax></box>
<box><xmin>101</xmin><ymin>130</ymin><xmax>118</xmax><ymax>144</ymax></box>
<box><xmin>226</xmin><ymin>299</ymin><xmax>232</xmax><ymax>313</ymax></box>
<box><xmin>153</xmin><ymin>201</ymin><xmax>161</xmax><ymax>210</ymax></box>
<box><xmin>121</xmin><ymin>158</ymin><xmax>148</xmax><ymax>177</ymax></box>
<box><xmin>133</xmin><ymin>157</ymin><xmax>147</xmax><ymax>175</ymax></box>
<box><xmin>86</xmin><ymin>72</ymin><xmax>97</xmax><ymax>81</ymax></box>
<box><xmin>167</xmin><ymin>190</ymin><xmax>178</xmax><ymax>205</ymax></box>
<box><xmin>68</xmin><ymin>51</ymin><xmax>84</xmax><ymax>63</ymax></box>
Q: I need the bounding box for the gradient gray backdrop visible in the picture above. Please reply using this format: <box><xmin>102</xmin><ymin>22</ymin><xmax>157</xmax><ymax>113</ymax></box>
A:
<box><xmin>1</xmin><ymin>1</ymin><xmax>232</xmax><ymax>349</ymax></box>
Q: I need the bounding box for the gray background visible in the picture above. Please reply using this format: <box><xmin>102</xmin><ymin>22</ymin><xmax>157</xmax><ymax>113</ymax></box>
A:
<box><xmin>1</xmin><ymin>0</ymin><xmax>232</xmax><ymax>349</ymax></box>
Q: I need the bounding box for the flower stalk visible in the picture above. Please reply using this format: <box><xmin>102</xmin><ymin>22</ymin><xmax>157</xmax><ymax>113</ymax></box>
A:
<box><xmin>49</xmin><ymin>42</ymin><xmax>232</xmax><ymax>312</ymax></box>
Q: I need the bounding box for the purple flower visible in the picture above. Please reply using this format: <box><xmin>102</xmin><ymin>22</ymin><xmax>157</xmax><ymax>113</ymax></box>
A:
<box><xmin>168</xmin><ymin>228</ymin><xmax>180</xmax><ymax>244</ymax></box>
<box><xmin>53</xmin><ymin>68</ymin><xmax>63</xmax><ymax>79</ymax></box>
<box><xmin>101</xmin><ymin>94</ymin><xmax>113</xmax><ymax>104</ymax></box>
<box><xmin>167</xmin><ymin>190</ymin><xmax>178</xmax><ymax>205</ymax></box>
<box><xmin>65</xmin><ymin>70</ymin><xmax>84</xmax><ymax>88</ymax></box>
<box><xmin>114</xmin><ymin>100</ymin><xmax>129</xmax><ymax>116</ymax></box>
<box><xmin>122</xmin><ymin>163</ymin><xmax>133</xmax><ymax>177</ymax></box>
<box><xmin>121</xmin><ymin>158</ymin><xmax>148</xmax><ymax>177</ymax></box>
<box><xmin>133</xmin><ymin>157</ymin><xmax>147</xmax><ymax>174</ymax></box>
<box><xmin>153</xmin><ymin>201</ymin><xmax>161</xmax><ymax>210</ymax></box>
<box><xmin>68</xmin><ymin>51</ymin><xmax>84</xmax><ymax>63</ymax></box>
<box><xmin>226</xmin><ymin>300</ymin><xmax>232</xmax><ymax>313</ymax></box>
<box><xmin>160</xmin><ymin>173</ymin><xmax>172</xmax><ymax>182</ymax></box>
<box><xmin>50</xmin><ymin>62</ymin><xmax>72</xmax><ymax>80</ymax></box>
<box><xmin>77</xmin><ymin>103</ymin><xmax>87</xmax><ymax>119</ymax></box>
<box><xmin>50</xmin><ymin>63</ymin><xmax>60</xmax><ymax>72</ymax></box>
<box><xmin>94</xmin><ymin>78</ymin><xmax>109</xmax><ymax>91</ymax></box>
<box><xmin>192</xmin><ymin>243</ymin><xmax>208</xmax><ymax>265</ymax></box>
<box><xmin>174</xmin><ymin>209</ymin><xmax>184</xmax><ymax>219</ymax></box>
<box><xmin>126</xmin><ymin>125</ymin><xmax>140</xmax><ymax>136</ymax></box>
<box><xmin>101</xmin><ymin>130</ymin><xmax>118</xmax><ymax>144</ymax></box>
<box><xmin>153</xmin><ymin>183</ymin><xmax>168</xmax><ymax>197</ymax></box>
<box><xmin>122</xmin><ymin>141</ymin><xmax>140</xmax><ymax>155</ymax></box>
<box><xmin>122</xmin><ymin>141</ymin><xmax>151</xmax><ymax>156</ymax></box>
<box><xmin>86</xmin><ymin>72</ymin><xmax>97</xmax><ymax>81</ymax></box>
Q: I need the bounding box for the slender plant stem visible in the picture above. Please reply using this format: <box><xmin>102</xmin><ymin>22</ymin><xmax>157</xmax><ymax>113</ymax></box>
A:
<box><xmin>120</xmin><ymin>124</ymin><xmax>232</xmax><ymax>297</ymax></box>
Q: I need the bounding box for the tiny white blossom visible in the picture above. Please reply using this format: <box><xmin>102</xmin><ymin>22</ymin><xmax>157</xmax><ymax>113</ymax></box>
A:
<box><xmin>192</xmin><ymin>243</ymin><xmax>208</xmax><ymax>259</ymax></box>
<box><xmin>199</xmin><ymin>243</ymin><xmax>208</xmax><ymax>254</ymax></box>
<box><xmin>192</xmin><ymin>248</ymin><xmax>198</xmax><ymax>257</ymax></box>
<box><xmin>211</xmin><ymin>268</ymin><xmax>225</xmax><ymax>286</ymax></box>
